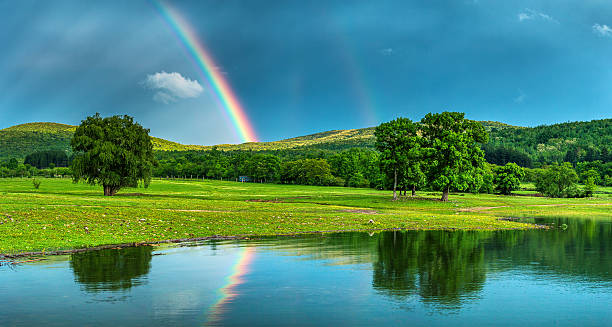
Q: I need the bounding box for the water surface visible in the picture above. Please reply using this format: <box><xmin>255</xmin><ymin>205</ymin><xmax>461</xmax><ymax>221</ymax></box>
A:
<box><xmin>2</xmin><ymin>217</ymin><xmax>612</xmax><ymax>326</ymax></box>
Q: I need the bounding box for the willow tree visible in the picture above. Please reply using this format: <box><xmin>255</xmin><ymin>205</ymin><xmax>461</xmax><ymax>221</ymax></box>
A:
<box><xmin>375</xmin><ymin>117</ymin><xmax>422</xmax><ymax>200</ymax></box>
<box><xmin>419</xmin><ymin>112</ymin><xmax>488</xmax><ymax>201</ymax></box>
<box><xmin>71</xmin><ymin>114</ymin><xmax>155</xmax><ymax>196</ymax></box>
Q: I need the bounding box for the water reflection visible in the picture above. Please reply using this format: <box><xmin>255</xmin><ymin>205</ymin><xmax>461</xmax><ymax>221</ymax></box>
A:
<box><xmin>373</xmin><ymin>231</ymin><xmax>487</xmax><ymax>308</ymax></box>
<box><xmin>70</xmin><ymin>246</ymin><xmax>153</xmax><ymax>292</ymax></box>
<box><xmin>64</xmin><ymin>218</ymin><xmax>612</xmax><ymax>303</ymax></box>
<box><xmin>6</xmin><ymin>217</ymin><xmax>605</xmax><ymax>326</ymax></box>
<box><xmin>485</xmin><ymin>218</ymin><xmax>612</xmax><ymax>283</ymax></box>
<box><xmin>206</xmin><ymin>247</ymin><xmax>256</xmax><ymax>326</ymax></box>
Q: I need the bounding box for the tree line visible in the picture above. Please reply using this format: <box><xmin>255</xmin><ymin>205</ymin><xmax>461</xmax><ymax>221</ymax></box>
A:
<box><xmin>2</xmin><ymin>113</ymin><xmax>609</xmax><ymax>199</ymax></box>
<box><xmin>484</xmin><ymin>119</ymin><xmax>611</xmax><ymax>167</ymax></box>
<box><xmin>0</xmin><ymin>157</ymin><xmax>72</xmax><ymax>178</ymax></box>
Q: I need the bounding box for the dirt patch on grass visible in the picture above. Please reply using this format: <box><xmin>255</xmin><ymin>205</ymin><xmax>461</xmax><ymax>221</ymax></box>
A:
<box><xmin>115</xmin><ymin>193</ymin><xmax>150</xmax><ymax>197</ymax></box>
<box><xmin>460</xmin><ymin>206</ymin><xmax>510</xmax><ymax>212</ymax></box>
<box><xmin>498</xmin><ymin>217</ymin><xmax>521</xmax><ymax>221</ymax></box>
<box><xmin>512</xmin><ymin>193</ymin><xmax>546</xmax><ymax>197</ymax></box>
<box><xmin>246</xmin><ymin>196</ymin><xmax>311</xmax><ymax>203</ymax></box>
<box><xmin>338</xmin><ymin>209</ymin><xmax>380</xmax><ymax>215</ymax></box>
<box><xmin>157</xmin><ymin>209</ymin><xmax>229</xmax><ymax>213</ymax></box>
<box><xmin>246</xmin><ymin>199</ymin><xmax>284</xmax><ymax>203</ymax></box>
<box><xmin>460</xmin><ymin>203</ymin><xmax>612</xmax><ymax>212</ymax></box>
<box><xmin>497</xmin><ymin>217</ymin><xmax>550</xmax><ymax>229</ymax></box>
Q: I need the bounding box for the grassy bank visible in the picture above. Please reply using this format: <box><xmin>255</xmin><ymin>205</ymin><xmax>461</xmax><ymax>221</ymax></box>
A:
<box><xmin>0</xmin><ymin>178</ymin><xmax>610</xmax><ymax>254</ymax></box>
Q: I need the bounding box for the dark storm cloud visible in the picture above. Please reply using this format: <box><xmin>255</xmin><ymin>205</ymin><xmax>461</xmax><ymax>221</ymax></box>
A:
<box><xmin>1</xmin><ymin>0</ymin><xmax>611</xmax><ymax>144</ymax></box>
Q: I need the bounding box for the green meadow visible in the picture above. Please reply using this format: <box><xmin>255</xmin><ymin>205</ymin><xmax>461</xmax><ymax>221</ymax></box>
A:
<box><xmin>0</xmin><ymin>177</ymin><xmax>610</xmax><ymax>255</ymax></box>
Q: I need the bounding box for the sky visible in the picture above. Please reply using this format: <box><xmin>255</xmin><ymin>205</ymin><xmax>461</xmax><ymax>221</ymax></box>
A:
<box><xmin>1</xmin><ymin>0</ymin><xmax>611</xmax><ymax>145</ymax></box>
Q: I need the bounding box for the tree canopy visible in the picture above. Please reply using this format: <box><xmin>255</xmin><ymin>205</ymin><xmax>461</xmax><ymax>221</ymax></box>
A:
<box><xmin>71</xmin><ymin>114</ymin><xmax>155</xmax><ymax>196</ymax></box>
<box><xmin>535</xmin><ymin>162</ymin><xmax>580</xmax><ymax>198</ymax></box>
<box><xmin>24</xmin><ymin>150</ymin><xmax>70</xmax><ymax>169</ymax></box>
<box><xmin>419</xmin><ymin>112</ymin><xmax>489</xmax><ymax>201</ymax></box>
<box><xmin>374</xmin><ymin>118</ymin><xmax>422</xmax><ymax>200</ymax></box>
<box><xmin>493</xmin><ymin>163</ymin><xmax>524</xmax><ymax>195</ymax></box>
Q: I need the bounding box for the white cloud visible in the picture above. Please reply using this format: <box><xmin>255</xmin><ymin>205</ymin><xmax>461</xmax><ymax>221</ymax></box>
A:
<box><xmin>143</xmin><ymin>71</ymin><xmax>203</xmax><ymax>104</ymax></box>
<box><xmin>152</xmin><ymin>92</ymin><xmax>176</xmax><ymax>105</ymax></box>
<box><xmin>593</xmin><ymin>24</ymin><xmax>612</xmax><ymax>37</ymax></box>
<box><xmin>518</xmin><ymin>9</ymin><xmax>558</xmax><ymax>24</ymax></box>
<box><xmin>379</xmin><ymin>48</ymin><xmax>394</xmax><ymax>56</ymax></box>
<box><xmin>514</xmin><ymin>89</ymin><xmax>526</xmax><ymax>104</ymax></box>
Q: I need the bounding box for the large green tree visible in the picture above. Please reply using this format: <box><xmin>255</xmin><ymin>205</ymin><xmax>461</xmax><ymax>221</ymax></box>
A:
<box><xmin>398</xmin><ymin>161</ymin><xmax>426</xmax><ymax>197</ymax></box>
<box><xmin>535</xmin><ymin>162</ymin><xmax>580</xmax><ymax>198</ymax></box>
<box><xmin>280</xmin><ymin>158</ymin><xmax>341</xmax><ymax>186</ymax></box>
<box><xmin>246</xmin><ymin>153</ymin><xmax>281</xmax><ymax>183</ymax></box>
<box><xmin>419</xmin><ymin>112</ymin><xmax>489</xmax><ymax>201</ymax></box>
<box><xmin>71</xmin><ymin>114</ymin><xmax>155</xmax><ymax>196</ymax></box>
<box><xmin>493</xmin><ymin>163</ymin><xmax>525</xmax><ymax>195</ymax></box>
<box><xmin>375</xmin><ymin>118</ymin><xmax>422</xmax><ymax>200</ymax></box>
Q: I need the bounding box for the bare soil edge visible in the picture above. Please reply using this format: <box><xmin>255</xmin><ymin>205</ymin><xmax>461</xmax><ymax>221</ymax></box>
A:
<box><xmin>459</xmin><ymin>203</ymin><xmax>612</xmax><ymax>212</ymax></box>
<box><xmin>0</xmin><ymin>222</ymin><xmax>544</xmax><ymax>260</ymax></box>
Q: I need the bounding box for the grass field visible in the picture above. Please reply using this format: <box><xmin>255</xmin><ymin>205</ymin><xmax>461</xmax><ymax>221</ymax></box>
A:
<box><xmin>0</xmin><ymin>178</ymin><xmax>610</xmax><ymax>255</ymax></box>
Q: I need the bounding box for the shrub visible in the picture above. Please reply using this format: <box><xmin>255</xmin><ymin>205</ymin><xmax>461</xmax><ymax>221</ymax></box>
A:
<box><xmin>535</xmin><ymin>163</ymin><xmax>579</xmax><ymax>198</ymax></box>
<box><xmin>493</xmin><ymin>163</ymin><xmax>524</xmax><ymax>195</ymax></box>
<box><xmin>584</xmin><ymin>177</ymin><xmax>597</xmax><ymax>197</ymax></box>
<box><xmin>348</xmin><ymin>173</ymin><xmax>370</xmax><ymax>188</ymax></box>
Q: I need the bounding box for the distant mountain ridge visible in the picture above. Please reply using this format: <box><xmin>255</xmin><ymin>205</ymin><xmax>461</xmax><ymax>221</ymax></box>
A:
<box><xmin>1</xmin><ymin>119</ymin><xmax>610</xmax><ymax>164</ymax></box>
<box><xmin>0</xmin><ymin>123</ymin><xmax>75</xmax><ymax>160</ymax></box>
<box><xmin>0</xmin><ymin>122</ymin><xmax>384</xmax><ymax>158</ymax></box>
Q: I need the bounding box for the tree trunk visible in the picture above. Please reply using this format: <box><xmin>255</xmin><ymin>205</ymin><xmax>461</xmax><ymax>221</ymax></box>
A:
<box><xmin>412</xmin><ymin>185</ymin><xmax>416</xmax><ymax>197</ymax></box>
<box><xmin>393</xmin><ymin>168</ymin><xmax>398</xmax><ymax>201</ymax></box>
<box><xmin>103</xmin><ymin>185</ymin><xmax>118</xmax><ymax>196</ymax></box>
<box><xmin>441</xmin><ymin>187</ymin><xmax>449</xmax><ymax>201</ymax></box>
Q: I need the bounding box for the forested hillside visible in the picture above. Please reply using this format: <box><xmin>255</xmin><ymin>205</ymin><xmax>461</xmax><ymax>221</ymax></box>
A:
<box><xmin>0</xmin><ymin>123</ymin><xmax>75</xmax><ymax>160</ymax></box>
<box><xmin>0</xmin><ymin>122</ymin><xmax>376</xmax><ymax>159</ymax></box>
<box><xmin>483</xmin><ymin>119</ymin><xmax>611</xmax><ymax>166</ymax></box>
<box><xmin>1</xmin><ymin>119</ymin><xmax>610</xmax><ymax>167</ymax></box>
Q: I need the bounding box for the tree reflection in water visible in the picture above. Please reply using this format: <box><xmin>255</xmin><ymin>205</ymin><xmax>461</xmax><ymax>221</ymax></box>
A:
<box><xmin>371</xmin><ymin>218</ymin><xmax>612</xmax><ymax>308</ymax></box>
<box><xmin>64</xmin><ymin>217</ymin><xmax>612</xmax><ymax>310</ymax></box>
<box><xmin>70</xmin><ymin>246</ymin><xmax>153</xmax><ymax>293</ymax></box>
<box><xmin>373</xmin><ymin>231</ymin><xmax>487</xmax><ymax>308</ymax></box>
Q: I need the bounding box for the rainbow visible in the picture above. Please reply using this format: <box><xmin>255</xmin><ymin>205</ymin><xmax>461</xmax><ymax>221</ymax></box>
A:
<box><xmin>206</xmin><ymin>247</ymin><xmax>256</xmax><ymax>325</ymax></box>
<box><xmin>152</xmin><ymin>0</ymin><xmax>258</xmax><ymax>143</ymax></box>
<box><xmin>318</xmin><ymin>9</ymin><xmax>378</xmax><ymax>126</ymax></box>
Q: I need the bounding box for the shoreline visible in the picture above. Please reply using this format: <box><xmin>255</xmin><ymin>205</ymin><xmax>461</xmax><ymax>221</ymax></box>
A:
<box><xmin>1</xmin><ymin>178</ymin><xmax>607</xmax><ymax>258</ymax></box>
<box><xmin>0</xmin><ymin>223</ymin><xmax>548</xmax><ymax>259</ymax></box>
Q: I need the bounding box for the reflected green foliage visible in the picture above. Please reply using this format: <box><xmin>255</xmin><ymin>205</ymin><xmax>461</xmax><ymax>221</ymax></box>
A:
<box><xmin>270</xmin><ymin>218</ymin><xmax>612</xmax><ymax>308</ymax></box>
<box><xmin>485</xmin><ymin>218</ymin><xmax>612</xmax><ymax>282</ymax></box>
<box><xmin>373</xmin><ymin>231</ymin><xmax>487</xmax><ymax>307</ymax></box>
<box><xmin>70</xmin><ymin>246</ymin><xmax>153</xmax><ymax>292</ymax></box>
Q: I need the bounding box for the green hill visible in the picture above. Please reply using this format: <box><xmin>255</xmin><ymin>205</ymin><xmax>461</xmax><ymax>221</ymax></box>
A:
<box><xmin>0</xmin><ymin>123</ymin><xmax>76</xmax><ymax>160</ymax></box>
<box><xmin>1</xmin><ymin>119</ymin><xmax>610</xmax><ymax>165</ymax></box>
<box><xmin>0</xmin><ymin>122</ymin><xmax>207</xmax><ymax>159</ymax></box>
<box><xmin>0</xmin><ymin>122</ymin><xmax>378</xmax><ymax>159</ymax></box>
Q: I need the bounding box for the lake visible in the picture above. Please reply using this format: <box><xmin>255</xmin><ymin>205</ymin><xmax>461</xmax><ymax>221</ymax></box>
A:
<box><xmin>2</xmin><ymin>217</ymin><xmax>612</xmax><ymax>326</ymax></box>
